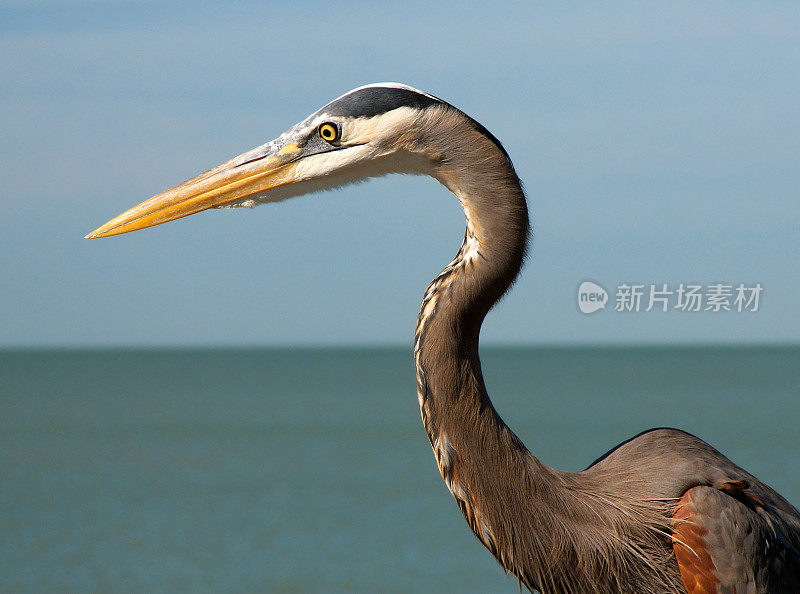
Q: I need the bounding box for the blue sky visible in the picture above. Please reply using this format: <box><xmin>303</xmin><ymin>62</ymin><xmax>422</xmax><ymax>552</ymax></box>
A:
<box><xmin>1</xmin><ymin>1</ymin><xmax>799</xmax><ymax>346</ymax></box>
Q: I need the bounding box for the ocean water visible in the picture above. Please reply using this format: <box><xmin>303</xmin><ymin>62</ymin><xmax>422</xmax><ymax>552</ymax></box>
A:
<box><xmin>1</xmin><ymin>346</ymin><xmax>799</xmax><ymax>592</ymax></box>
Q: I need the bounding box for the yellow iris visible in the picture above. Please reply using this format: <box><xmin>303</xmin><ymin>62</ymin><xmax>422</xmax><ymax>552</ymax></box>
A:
<box><xmin>318</xmin><ymin>123</ymin><xmax>338</xmax><ymax>142</ymax></box>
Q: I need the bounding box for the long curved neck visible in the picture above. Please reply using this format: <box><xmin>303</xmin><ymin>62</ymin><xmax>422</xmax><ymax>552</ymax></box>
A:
<box><xmin>410</xmin><ymin>112</ymin><xmax>682</xmax><ymax>593</ymax></box>
<box><xmin>414</xmin><ymin>129</ymin><xmax>529</xmax><ymax>423</ymax></box>
<box><xmin>413</xmin><ymin>117</ymin><xmax>535</xmax><ymax>573</ymax></box>
<box><xmin>414</xmin><ymin>117</ymin><xmax>527</xmax><ymax>419</ymax></box>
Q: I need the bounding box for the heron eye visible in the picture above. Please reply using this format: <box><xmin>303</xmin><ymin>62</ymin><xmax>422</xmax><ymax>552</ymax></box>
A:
<box><xmin>318</xmin><ymin>122</ymin><xmax>339</xmax><ymax>143</ymax></box>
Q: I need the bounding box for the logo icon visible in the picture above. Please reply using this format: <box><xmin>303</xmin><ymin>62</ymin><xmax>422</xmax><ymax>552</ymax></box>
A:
<box><xmin>577</xmin><ymin>281</ymin><xmax>608</xmax><ymax>314</ymax></box>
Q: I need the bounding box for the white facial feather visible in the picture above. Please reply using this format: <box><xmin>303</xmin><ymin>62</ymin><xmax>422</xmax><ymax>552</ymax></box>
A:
<box><xmin>220</xmin><ymin>107</ymin><xmax>436</xmax><ymax>209</ymax></box>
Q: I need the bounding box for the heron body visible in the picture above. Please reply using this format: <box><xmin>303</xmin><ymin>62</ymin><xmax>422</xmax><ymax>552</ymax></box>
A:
<box><xmin>89</xmin><ymin>84</ymin><xmax>800</xmax><ymax>592</ymax></box>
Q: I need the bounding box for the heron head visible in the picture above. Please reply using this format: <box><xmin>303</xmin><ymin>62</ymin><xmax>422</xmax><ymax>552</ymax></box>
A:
<box><xmin>86</xmin><ymin>83</ymin><xmax>447</xmax><ymax>238</ymax></box>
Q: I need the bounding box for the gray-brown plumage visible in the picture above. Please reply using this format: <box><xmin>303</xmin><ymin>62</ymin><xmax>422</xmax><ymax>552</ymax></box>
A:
<box><xmin>88</xmin><ymin>84</ymin><xmax>800</xmax><ymax>593</ymax></box>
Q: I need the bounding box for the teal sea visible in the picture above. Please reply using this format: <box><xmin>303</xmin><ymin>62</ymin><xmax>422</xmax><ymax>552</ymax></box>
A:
<box><xmin>2</xmin><ymin>346</ymin><xmax>799</xmax><ymax>591</ymax></box>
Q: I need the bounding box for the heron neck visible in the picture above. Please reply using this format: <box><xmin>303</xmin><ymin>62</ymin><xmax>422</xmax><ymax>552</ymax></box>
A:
<box><xmin>412</xmin><ymin>133</ymin><xmax>535</xmax><ymax>579</ymax></box>
<box><xmin>409</xmin><ymin>116</ymin><xmax>682</xmax><ymax>593</ymax></box>
<box><xmin>414</xmin><ymin>124</ymin><xmax>528</xmax><ymax>427</ymax></box>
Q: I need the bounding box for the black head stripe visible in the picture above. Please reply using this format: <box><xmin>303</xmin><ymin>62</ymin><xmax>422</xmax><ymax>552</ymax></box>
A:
<box><xmin>317</xmin><ymin>85</ymin><xmax>512</xmax><ymax>163</ymax></box>
<box><xmin>321</xmin><ymin>86</ymin><xmax>442</xmax><ymax>119</ymax></box>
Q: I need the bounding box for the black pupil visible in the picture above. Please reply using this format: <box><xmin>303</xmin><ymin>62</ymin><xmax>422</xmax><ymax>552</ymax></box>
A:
<box><xmin>322</xmin><ymin>125</ymin><xmax>334</xmax><ymax>139</ymax></box>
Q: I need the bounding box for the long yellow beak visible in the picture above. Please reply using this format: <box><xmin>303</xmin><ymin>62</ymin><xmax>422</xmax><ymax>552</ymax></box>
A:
<box><xmin>86</xmin><ymin>142</ymin><xmax>301</xmax><ymax>239</ymax></box>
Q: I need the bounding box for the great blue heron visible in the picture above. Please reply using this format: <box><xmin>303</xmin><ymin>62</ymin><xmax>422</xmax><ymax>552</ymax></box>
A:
<box><xmin>88</xmin><ymin>84</ymin><xmax>800</xmax><ymax>593</ymax></box>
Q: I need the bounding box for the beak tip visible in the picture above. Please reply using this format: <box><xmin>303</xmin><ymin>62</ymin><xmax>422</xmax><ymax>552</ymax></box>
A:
<box><xmin>85</xmin><ymin>223</ymin><xmax>120</xmax><ymax>239</ymax></box>
<box><xmin>85</xmin><ymin>146</ymin><xmax>294</xmax><ymax>240</ymax></box>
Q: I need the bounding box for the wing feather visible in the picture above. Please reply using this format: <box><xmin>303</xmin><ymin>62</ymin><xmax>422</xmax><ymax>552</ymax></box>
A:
<box><xmin>673</xmin><ymin>485</ymin><xmax>800</xmax><ymax>593</ymax></box>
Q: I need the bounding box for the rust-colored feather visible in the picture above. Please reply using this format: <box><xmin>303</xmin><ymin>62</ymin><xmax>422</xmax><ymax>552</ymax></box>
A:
<box><xmin>672</xmin><ymin>489</ymin><xmax>721</xmax><ymax>594</ymax></box>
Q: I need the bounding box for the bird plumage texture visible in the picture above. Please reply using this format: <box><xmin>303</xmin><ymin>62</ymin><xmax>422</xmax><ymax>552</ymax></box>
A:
<box><xmin>89</xmin><ymin>84</ymin><xmax>800</xmax><ymax>593</ymax></box>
